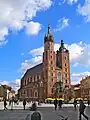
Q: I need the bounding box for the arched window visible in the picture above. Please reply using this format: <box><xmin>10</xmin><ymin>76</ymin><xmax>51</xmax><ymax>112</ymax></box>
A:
<box><xmin>58</xmin><ymin>72</ymin><xmax>62</xmax><ymax>82</ymax></box>
<box><xmin>34</xmin><ymin>91</ymin><xmax>38</xmax><ymax>97</ymax></box>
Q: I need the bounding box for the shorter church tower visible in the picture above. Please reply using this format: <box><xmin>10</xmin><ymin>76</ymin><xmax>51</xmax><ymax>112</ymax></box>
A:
<box><xmin>56</xmin><ymin>40</ymin><xmax>71</xmax><ymax>90</ymax></box>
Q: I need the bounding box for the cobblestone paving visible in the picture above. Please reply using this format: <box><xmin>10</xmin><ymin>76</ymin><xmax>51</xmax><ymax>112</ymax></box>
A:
<box><xmin>0</xmin><ymin>106</ymin><xmax>90</xmax><ymax>120</ymax></box>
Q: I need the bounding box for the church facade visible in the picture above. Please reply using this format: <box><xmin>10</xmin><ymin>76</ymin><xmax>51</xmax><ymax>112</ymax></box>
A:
<box><xmin>18</xmin><ymin>25</ymin><xmax>71</xmax><ymax>101</ymax></box>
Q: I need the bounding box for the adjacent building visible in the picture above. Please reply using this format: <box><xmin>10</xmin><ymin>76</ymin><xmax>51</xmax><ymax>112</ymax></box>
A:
<box><xmin>18</xmin><ymin>25</ymin><xmax>71</xmax><ymax>101</ymax></box>
<box><xmin>80</xmin><ymin>76</ymin><xmax>90</xmax><ymax>99</ymax></box>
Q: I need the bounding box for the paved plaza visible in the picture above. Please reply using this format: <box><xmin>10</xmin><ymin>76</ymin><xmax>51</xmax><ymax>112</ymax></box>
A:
<box><xmin>0</xmin><ymin>102</ymin><xmax>90</xmax><ymax>120</ymax></box>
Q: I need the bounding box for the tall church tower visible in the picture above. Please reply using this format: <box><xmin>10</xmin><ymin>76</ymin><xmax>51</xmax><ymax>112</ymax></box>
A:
<box><xmin>56</xmin><ymin>40</ymin><xmax>71</xmax><ymax>90</ymax></box>
<box><xmin>43</xmin><ymin>25</ymin><xmax>56</xmax><ymax>98</ymax></box>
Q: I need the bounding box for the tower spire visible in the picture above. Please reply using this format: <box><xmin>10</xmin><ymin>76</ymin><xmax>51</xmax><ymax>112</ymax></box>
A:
<box><xmin>48</xmin><ymin>24</ymin><xmax>50</xmax><ymax>34</ymax></box>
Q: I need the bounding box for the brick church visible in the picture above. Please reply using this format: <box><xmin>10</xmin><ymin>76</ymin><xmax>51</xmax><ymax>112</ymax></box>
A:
<box><xmin>18</xmin><ymin>25</ymin><xmax>71</xmax><ymax>101</ymax></box>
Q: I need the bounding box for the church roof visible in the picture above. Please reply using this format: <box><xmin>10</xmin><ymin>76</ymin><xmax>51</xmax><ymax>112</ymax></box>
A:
<box><xmin>25</xmin><ymin>63</ymin><xmax>43</xmax><ymax>76</ymax></box>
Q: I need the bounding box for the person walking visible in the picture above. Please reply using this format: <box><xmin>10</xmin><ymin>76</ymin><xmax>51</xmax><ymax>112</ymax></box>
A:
<box><xmin>58</xmin><ymin>99</ymin><xmax>62</xmax><ymax>109</ymax></box>
<box><xmin>79</xmin><ymin>100</ymin><xmax>89</xmax><ymax>120</ymax></box>
<box><xmin>23</xmin><ymin>99</ymin><xmax>26</xmax><ymax>110</ymax></box>
<box><xmin>54</xmin><ymin>98</ymin><xmax>58</xmax><ymax>110</ymax></box>
<box><xmin>4</xmin><ymin>99</ymin><xmax>8</xmax><ymax>110</ymax></box>
<box><xmin>74</xmin><ymin>99</ymin><xmax>77</xmax><ymax>111</ymax></box>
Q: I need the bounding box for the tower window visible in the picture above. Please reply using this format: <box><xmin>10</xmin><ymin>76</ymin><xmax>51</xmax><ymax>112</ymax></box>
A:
<box><xmin>65</xmin><ymin>68</ymin><xmax>67</xmax><ymax>72</ymax></box>
<box><xmin>51</xmin><ymin>61</ymin><xmax>53</xmax><ymax>64</ymax></box>
<box><xmin>66</xmin><ymin>79</ymin><xmax>67</xmax><ymax>83</ymax></box>
<box><xmin>65</xmin><ymin>63</ymin><xmax>66</xmax><ymax>66</ymax></box>
<box><xmin>65</xmin><ymin>74</ymin><xmax>67</xmax><ymax>77</ymax></box>
<box><xmin>51</xmin><ymin>56</ymin><xmax>52</xmax><ymax>59</ymax></box>
<box><xmin>51</xmin><ymin>67</ymin><xmax>53</xmax><ymax>70</ymax></box>
<box><xmin>64</xmin><ymin>56</ymin><xmax>67</xmax><ymax>60</ymax></box>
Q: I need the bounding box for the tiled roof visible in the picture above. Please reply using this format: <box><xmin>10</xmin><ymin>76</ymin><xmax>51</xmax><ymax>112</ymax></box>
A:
<box><xmin>25</xmin><ymin>63</ymin><xmax>43</xmax><ymax>76</ymax></box>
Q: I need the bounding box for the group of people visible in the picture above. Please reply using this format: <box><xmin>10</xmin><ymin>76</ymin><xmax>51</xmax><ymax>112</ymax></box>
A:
<box><xmin>54</xmin><ymin>99</ymin><xmax>63</xmax><ymax>110</ymax></box>
<box><xmin>4</xmin><ymin>98</ymin><xmax>19</xmax><ymax>110</ymax></box>
<box><xmin>53</xmin><ymin>98</ymin><xmax>89</xmax><ymax>120</ymax></box>
<box><xmin>3</xmin><ymin>98</ymin><xmax>90</xmax><ymax>120</ymax></box>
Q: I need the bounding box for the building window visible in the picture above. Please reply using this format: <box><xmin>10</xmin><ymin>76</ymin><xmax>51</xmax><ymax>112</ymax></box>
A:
<box><xmin>51</xmin><ymin>67</ymin><xmax>53</xmax><ymax>70</ymax></box>
<box><xmin>66</xmin><ymin>79</ymin><xmax>67</xmax><ymax>83</ymax></box>
<box><xmin>31</xmin><ymin>77</ymin><xmax>32</xmax><ymax>82</ymax></box>
<box><xmin>51</xmin><ymin>56</ymin><xmax>52</xmax><ymax>59</ymax></box>
<box><xmin>52</xmin><ymin>78</ymin><xmax>53</xmax><ymax>82</ymax></box>
<box><xmin>30</xmin><ymin>89</ymin><xmax>33</xmax><ymax>97</ymax></box>
<box><xmin>64</xmin><ymin>56</ymin><xmax>67</xmax><ymax>60</ymax></box>
<box><xmin>65</xmin><ymin>74</ymin><xmax>67</xmax><ymax>77</ymax></box>
<box><xmin>35</xmin><ymin>91</ymin><xmax>38</xmax><ymax>97</ymax></box>
<box><xmin>65</xmin><ymin>63</ymin><xmax>66</xmax><ymax>66</ymax></box>
<box><xmin>51</xmin><ymin>61</ymin><xmax>53</xmax><ymax>64</ymax></box>
<box><xmin>65</xmin><ymin>68</ymin><xmax>67</xmax><ymax>72</ymax></box>
<box><xmin>52</xmin><ymin>73</ymin><xmax>53</xmax><ymax>76</ymax></box>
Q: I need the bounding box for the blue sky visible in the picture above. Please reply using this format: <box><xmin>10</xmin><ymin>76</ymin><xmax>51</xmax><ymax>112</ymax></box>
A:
<box><xmin>0</xmin><ymin>0</ymin><xmax>90</xmax><ymax>90</ymax></box>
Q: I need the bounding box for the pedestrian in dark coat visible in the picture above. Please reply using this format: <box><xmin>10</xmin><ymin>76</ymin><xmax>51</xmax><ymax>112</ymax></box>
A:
<box><xmin>23</xmin><ymin>99</ymin><xmax>26</xmax><ymax>110</ymax></box>
<box><xmin>54</xmin><ymin>98</ymin><xmax>58</xmax><ymax>110</ymax></box>
<box><xmin>4</xmin><ymin>99</ymin><xmax>8</xmax><ymax>110</ymax></box>
<box><xmin>74</xmin><ymin>99</ymin><xmax>77</xmax><ymax>111</ymax></box>
<box><xmin>79</xmin><ymin>100</ymin><xmax>88</xmax><ymax>120</ymax></box>
<box><xmin>58</xmin><ymin>100</ymin><xmax>62</xmax><ymax>109</ymax></box>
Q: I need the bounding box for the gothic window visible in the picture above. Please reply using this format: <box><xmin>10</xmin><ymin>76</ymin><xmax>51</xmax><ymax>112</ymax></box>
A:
<box><xmin>51</xmin><ymin>61</ymin><xmax>53</xmax><ymax>64</ymax></box>
<box><xmin>64</xmin><ymin>56</ymin><xmax>67</xmax><ymax>60</ymax></box>
<box><xmin>30</xmin><ymin>89</ymin><xmax>33</xmax><ymax>97</ymax></box>
<box><xmin>51</xmin><ymin>67</ymin><xmax>53</xmax><ymax>70</ymax></box>
<box><xmin>35</xmin><ymin>91</ymin><xmax>38</xmax><ymax>97</ymax></box>
<box><xmin>28</xmin><ymin>78</ymin><xmax>29</xmax><ymax>83</ymax></box>
<box><xmin>66</xmin><ymin>79</ymin><xmax>67</xmax><ymax>83</ymax></box>
<box><xmin>58</xmin><ymin>72</ymin><xmax>62</xmax><ymax>82</ymax></box>
<box><xmin>65</xmin><ymin>68</ymin><xmax>67</xmax><ymax>72</ymax></box>
<box><xmin>65</xmin><ymin>63</ymin><xmax>66</xmax><ymax>66</ymax></box>
<box><xmin>65</xmin><ymin>74</ymin><xmax>67</xmax><ymax>77</ymax></box>
<box><xmin>31</xmin><ymin>77</ymin><xmax>32</xmax><ymax>82</ymax></box>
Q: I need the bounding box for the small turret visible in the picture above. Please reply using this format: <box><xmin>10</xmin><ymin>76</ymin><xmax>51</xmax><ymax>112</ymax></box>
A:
<box><xmin>59</xmin><ymin>40</ymin><xmax>68</xmax><ymax>52</ymax></box>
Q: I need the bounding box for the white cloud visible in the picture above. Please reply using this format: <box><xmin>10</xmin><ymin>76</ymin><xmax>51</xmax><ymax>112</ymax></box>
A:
<box><xmin>54</xmin><ymin>17</ymin><xmax>69</xmax><ymax>32</ymax></box>
<box><xmin>63</xmin><ymin>0</ymin><xmax>78</xmax><ymax>5</ymax></box>
<box><xmin>19</xmin><ymin>56</ymin><xmax>42</xmax><ymax>73</ymax></box>
<box><xmin>71</xmin><ymin>71</ymin><xmax>90</xmax><ymax>85</ymax></box>
<box><xmin>0</xmin><ymin>0</ymin><xmax>53</xmax><ymax>46</ymax></box>
<box><xmin>25</xmin><ymin>21</ymin><xmax>42</xmax><ymax>35</ymax></box>
<box><xmin>77</xmin><ymin>0</ymin><xmax>90</xmax><ymax>22</ymax></box>
<box><xmin>0</xmin><ymin>79</ymin><xmax>20</xmax><ymax>92</ymax></box>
